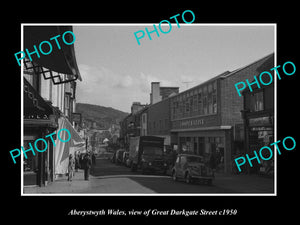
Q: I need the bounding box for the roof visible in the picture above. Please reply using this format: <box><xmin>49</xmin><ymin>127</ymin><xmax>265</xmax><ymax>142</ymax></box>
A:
<box><xmin>219</xmin><ymin>53</ymin><xmax>274</xmax><ymax>79</ymax></box>
<box><xmin>168</xmin><ymin>52</ymin><xmax>274</xmax><ymax>99</ymax></box>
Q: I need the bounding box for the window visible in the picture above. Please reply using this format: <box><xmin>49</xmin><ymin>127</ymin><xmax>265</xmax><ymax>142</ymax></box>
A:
<box><xmin>208</xmin><ymin>83</ymin><xmax>213</xmax><ymax>114</ymax></box>
<box><xmin>213</xmin><ymin>94</ymin><xmax>217</xmax><ymax>114</ymax></box>
<box><xmin>143</xmin><ymin>146</ymin><xmax>163</xmax><ymax>156</ymax></box>
<box><xmin>203</xmin><ymin>96</ymin><xmax>207</xmax><ymax>115</ymax></box>
<box><xmin>212</xmin><ymin>81</ymin><xmax>217</xmax><ymax>114</ymax></box>
<box><xmin>250</xmin><ymin>92</ymin><xmax>264</xmax><ymax>112</ymax></box>
<box><xmin>198</xmin><ymin>90</ymin><xmax>203</xmax><ymax>115</ymax></box>
<box><xmin>203</xmin><ymin>86</ymin><xmax>208</xmax><ymax>114</ymax></box>
<box><xmin>193</xmin><ymin>94</ymin><xmax>198</xmax><ymax>112</ymax></box>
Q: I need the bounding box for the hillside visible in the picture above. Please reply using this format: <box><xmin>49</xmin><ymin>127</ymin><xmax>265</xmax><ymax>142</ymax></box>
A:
<box><xmin>75</xmin><ymin>103</ymin><xmax>129</xmax><ymax>129</ymax></box>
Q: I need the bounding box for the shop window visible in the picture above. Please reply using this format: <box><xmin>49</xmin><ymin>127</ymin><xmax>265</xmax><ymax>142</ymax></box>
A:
<box><xmin>23</xmin><ymin>140</ymin><xmax>38</xmax><ymax>172</ymax></box>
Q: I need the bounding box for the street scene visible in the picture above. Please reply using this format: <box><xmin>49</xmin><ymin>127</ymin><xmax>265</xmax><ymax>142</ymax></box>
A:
<box><xmin>22</xmin><ymin>24</ymin><xmax>275</xmax><ymax>195</ymax></box>
<box><xmin>24</xmin><ymin>151</ymin><xmax>273</xmax><ymax>194</ymax></box>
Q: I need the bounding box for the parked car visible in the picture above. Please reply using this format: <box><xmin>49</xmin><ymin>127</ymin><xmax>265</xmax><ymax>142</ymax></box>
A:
<box><xmin>110</xmin><ymin>151</ymin><xmax>116</xmax><ymax>163</ymax></box>
<box><xmin>115</xmin><ymin>149</ymin><xmax>125</xmax><ymax>164</ymax></box>
<box><xmin>171</xmin><ymin>154</ymin><xmax>214</xmax><ymax>185</ymax></box>
<box><xmin>122</xmin><ymin>152</ymin><xmax>129</xmax><ymax>165</ymax></box>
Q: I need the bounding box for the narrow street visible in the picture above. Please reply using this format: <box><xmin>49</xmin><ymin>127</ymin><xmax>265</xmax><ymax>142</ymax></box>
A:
<box><xmin>24</xmin><ymin>155</ymin><xmax>274</xmax><ymax>194</ymax></box>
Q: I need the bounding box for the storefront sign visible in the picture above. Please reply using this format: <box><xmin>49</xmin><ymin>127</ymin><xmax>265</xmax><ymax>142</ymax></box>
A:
<box><xmin>172</xmin><ymin>118</ymin><xmax>204</xmax><ymax>130</ymax></box>
<box><xmin>181</xmin><ymin>118</ymin><xmax>204</xmax><ymax>127</ymax></box>
<box><xmin>172</xmin><ymin>115</ymin><xmax>220</xmax><ymax>130</ymax></box>
<box><xmin>249</xmin><ymin>116</ymin><xmax>273</xmax><ymax>126</ymax></box>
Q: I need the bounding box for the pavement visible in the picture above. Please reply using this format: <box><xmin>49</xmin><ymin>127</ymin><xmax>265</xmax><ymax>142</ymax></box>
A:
<box><xmin>23</xmin><ymin>159</ymin><xmax>274</xmax><ymax>195</ymax></box>
<box><xmin>23</xmin><ymin>170</ymin><xmax>157</xmax><ymax>194</ymax></box>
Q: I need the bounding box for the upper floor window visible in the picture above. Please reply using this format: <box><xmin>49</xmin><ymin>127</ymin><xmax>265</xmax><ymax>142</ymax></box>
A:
<box><xmin>250</xmin><ymin>92</ymin><xmax>264</xmax><ymax>112</ymax></box>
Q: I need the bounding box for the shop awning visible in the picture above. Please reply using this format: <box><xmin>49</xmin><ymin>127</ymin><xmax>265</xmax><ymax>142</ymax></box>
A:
<box><xmin>24</xmin><ymin>26</ymin><xmax>82</xmax><ymax>82</ymax></box>
<box><xmin>55</xmin><ymin>116</ymin><xmax>85</xmax><ymax>175</ymax></box>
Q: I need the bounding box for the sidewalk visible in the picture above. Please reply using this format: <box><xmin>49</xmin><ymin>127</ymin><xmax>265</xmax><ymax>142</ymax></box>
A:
<box><xmin>23</xmin><ymin>170</ymin><xmax>92</xmax><ymax>194</ymax></box>
<box><xmin>23</xmin><ymin>169</ymin><xmax>156</xmax><ymax>194</ymax></box>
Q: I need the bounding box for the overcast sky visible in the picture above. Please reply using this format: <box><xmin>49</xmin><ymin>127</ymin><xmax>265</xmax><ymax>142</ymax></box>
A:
<box><xmin>73</xmin><ymin>24</ymin><xmax>274</xmax><ymax>113</ymax></box>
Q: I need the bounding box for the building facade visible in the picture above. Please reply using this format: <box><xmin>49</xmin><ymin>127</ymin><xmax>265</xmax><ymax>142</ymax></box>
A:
<box><xmin>242</xmin><ymin>54</ymin><xmax>274</xmax><ymax>174</ymax></box>
<box><xmin>147</xmin><ymin>98</ymin><xmax>172</xmax><ymax>147</ymax></box>
<box><xmin>23</xmin><ymin>26</ymin><xmax>83</xmax><ymax>187</ymax></box>
<box><xmin>169</xmin><ymin>53</ymin><xmax>274</xmax><ymax>173</ymax></box>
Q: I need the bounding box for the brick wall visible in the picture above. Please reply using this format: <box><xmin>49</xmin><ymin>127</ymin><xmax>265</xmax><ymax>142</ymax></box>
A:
<box><xmin>147</xmin><ymin>98</ymin><xmax>171</xmax><ymax>136</ymax></box>
<box><xmin>220</xmin><ymin>53</ymin><xmax>274</xmax><ymax>126</ymax></box>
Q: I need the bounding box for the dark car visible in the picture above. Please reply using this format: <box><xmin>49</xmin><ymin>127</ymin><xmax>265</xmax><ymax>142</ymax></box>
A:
<box><xmin>115</xmin><ymin>149</ymin><xmax>125</xmax><ymax>164</ymax></box>
<box><xmin>122</xmin><ymin>152</ymin><xmax>129</xmax><ymax>166</ymax></box>
<box><xmin>172</xmin><ymin>154</ymin><xmax>214</xmax><ymax>185</ymax></box>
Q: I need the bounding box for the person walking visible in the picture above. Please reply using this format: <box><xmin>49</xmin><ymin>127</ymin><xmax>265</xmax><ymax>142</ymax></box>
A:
<box><xmin>83</xmin><ymin>152</ymin><xmax>92</xmax><ymax>180</ymax></box>
<box><xmin>75</xmin><ymin>151</ymin><xmax>80</xmax><ymax>172</ymax></box>
<box><xmin>68</xmin><ymin>154</ymin><xmax>75</xmax><ymax>181</ymax></box>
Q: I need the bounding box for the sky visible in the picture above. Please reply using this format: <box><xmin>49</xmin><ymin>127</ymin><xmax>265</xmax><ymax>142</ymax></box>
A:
<box><xmin>73</xmin><ymin>24</ymin><xmax>275</xmax><ymax>113</ymax></box>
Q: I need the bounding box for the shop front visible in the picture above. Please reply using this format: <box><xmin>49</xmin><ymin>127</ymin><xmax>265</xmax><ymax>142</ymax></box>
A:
<box><xmin>241</xmin><ymin>53</ymin><xmax>275</xmax><ymax>175</ymax></box>
<box><xmin>23</xmin><ymin>78</ymin><xmax>58</xmax><ymax>186</ymax></box>
<box><xmin>242</xmin><ymin>87</ymin><xmax>274</xmax><ymax>175</ymax></box>
<box><xmin>244</xmin><ymin>113</ymin><xmax>274</xmax><ymax>175</ymax></box>
<box><xmin>171</xmin><ymin>115</ymin><xmax>233</xmax><ymax>173</ymax></box>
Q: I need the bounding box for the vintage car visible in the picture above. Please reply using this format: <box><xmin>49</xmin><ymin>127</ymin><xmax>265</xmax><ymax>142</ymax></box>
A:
<box><xmin>115</xmin><ymin>149</ymin><xmax>125</xmax><ymax>164</ymax></box>
<box><xmin>171</xmin><ymin>154</ymin><xmax>214</xmax><ymax>185</ymax></box>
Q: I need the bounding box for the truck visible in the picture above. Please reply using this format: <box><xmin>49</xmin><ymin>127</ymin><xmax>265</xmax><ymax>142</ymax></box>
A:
<box><xmin>128</xmin><ymin>136</ymin><xmax>167</xmax><ymax>174</ymax></box>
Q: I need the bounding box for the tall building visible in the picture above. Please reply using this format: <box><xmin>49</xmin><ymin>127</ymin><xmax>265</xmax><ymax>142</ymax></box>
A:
<box><xmin>169</xmin><ymin>53</ymin><xmax>274</xmax><ymax>173</ymax></box>
<box><xmin>23</xmin><ymin>26</ymin><xmax>84</xmax><ymax>187</ymax></box>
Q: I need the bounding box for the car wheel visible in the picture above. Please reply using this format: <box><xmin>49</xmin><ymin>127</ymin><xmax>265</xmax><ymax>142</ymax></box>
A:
<box><xmin>172</xmin><ymin>170</ymin><xmax>177</xmax><ymax>181</ymax></box>
<box><xmin>185</xmin><ymin>172</ymin><xmax>192</xmax><ymax>184</ymax></box>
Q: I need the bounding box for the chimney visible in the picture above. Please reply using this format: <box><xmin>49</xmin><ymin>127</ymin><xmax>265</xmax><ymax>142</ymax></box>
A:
<box><xmin>150</xmin><ymin>82</ymin><xmax>162</xmax><ymax>104</ymax></box>
<box><xmin>131</xmin><ymin>102</ymin><xmax>144</xmax><ymax>114</ymax></box>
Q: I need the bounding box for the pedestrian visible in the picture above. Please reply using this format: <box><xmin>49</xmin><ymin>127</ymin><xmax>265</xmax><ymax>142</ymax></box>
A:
<box><xmin>82</xmin><ymin>152</ymin><xmax>92</xmax><ymax>180</ymax></box>
<box><xmin>208</xmin><ymin>152</ymin><xmax>217</xmax><ymax>177</ymax></box>
<box><xmin>75</xmin><ymin>151</ymin><xmax>80</xmax><ymax>172</ymax></box>
<box><xmin>171</xmin><ymin>150</ymin><xmax>178</xmax><ymax>167</ymax></box>
<box><xmin>68</xmin><ymin>154</ymin><xmax>75</xmax><ymax>181</ymax></box>
<box><xmin>92</xmin><ymin>152</ymin><xmax>96</xmax><ymax>166</ymax></box>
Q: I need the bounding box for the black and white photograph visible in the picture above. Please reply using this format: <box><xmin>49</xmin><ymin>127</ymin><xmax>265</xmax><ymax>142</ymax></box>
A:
<box><xmin>21</xmin><ymin>24</ymin><xmax>276</xmax><ymax>195</ymax></box>
<box><xmin>4</xmin><ymin>5</ymin><xmax>298</xmax><ymax>224</ymax></box>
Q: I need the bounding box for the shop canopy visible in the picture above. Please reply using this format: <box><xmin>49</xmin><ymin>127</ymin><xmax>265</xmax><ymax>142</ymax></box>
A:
<box><xmin>24</xmin><ymin>26</ymin><xmax>82</xmax><ymax>84</ymax></box>
<box><xmin>55</xmin><ymin>116</ymin><xmax>86</xmax><ymax>175</ymax></box>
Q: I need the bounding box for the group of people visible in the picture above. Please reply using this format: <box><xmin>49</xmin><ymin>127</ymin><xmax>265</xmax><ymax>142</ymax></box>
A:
<box><xmin>68</xmin><ymin>151</ymin><xmax>96</xmax><ymax>181</ymax></box>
